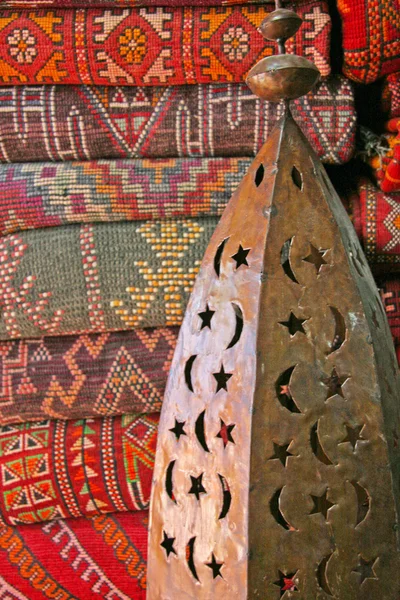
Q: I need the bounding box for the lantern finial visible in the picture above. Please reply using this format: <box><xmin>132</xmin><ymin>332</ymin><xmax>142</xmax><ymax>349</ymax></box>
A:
<box><xmin>246</xmin><ymin>2</ymin><xmax>320</xmax><ymax>103</ymax></box>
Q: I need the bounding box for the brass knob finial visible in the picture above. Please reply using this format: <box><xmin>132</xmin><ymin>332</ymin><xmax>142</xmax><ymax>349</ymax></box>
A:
<box><xmin>246</xmin><ymin>4</ymin><xmax>320</xmax><ymax>103</ymax></box>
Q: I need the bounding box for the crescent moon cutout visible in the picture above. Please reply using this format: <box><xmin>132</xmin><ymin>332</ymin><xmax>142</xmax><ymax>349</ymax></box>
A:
<box><xmin>195</xmin><ymin>410</ymin><xmax>210</xmax><ymax>453</ymax></box>
<box><xmin>214</xmin><ymin>238</ymin><xmax>229</xmax><ymax>278</ymax></box>
<box><xmin>327</xmin><ymin>306</ymin><xmax>346</xmax><ymax>354</ymax></box>
<box><xmin>186</xmin><ymin>537</ymin><xmax>200</xmax><ymax>582</ymax></box>
<box><xmin>317</xmin><ymin>553</ymin><xmax>333</xmax><ymax>596</ymax></box>
<box><xmin>310</xmin><ymin>421</ymin><xmax>333</xmax><ymax>465</ymax></box>
<box><xmin>184</xmin><ymin>355</ymin><xmax>197</xmax><ymax>392</ymax></box>
<box><xmin>351</xmin><ymin>480</ymin><xmax>370</xmax><ymax>527</ymax></box>
<box><xmin>269</xmin><ymin>487</ymin><xmax>291</xmax><ymax>530</ymax></box>
<box><xmin>280</xmin><ymin>238</ymin><xmax>299</xmax><ymax>284</ymax></box>
<box><xmin>165</xmin><ymin>460</ymin><xmax>176</xmax><ymax>503</ymax></box>
<box><xmin>218</xmin><ymin>474</ymin><xmax>232</xmax><ymax>519</ymax></box>
<box><xmin>275</xmin><ymin>366</ymin><xmax>302</xmax><ymax>413</ymax></box>
<box><xmin>226</xmin><ymin>303</ymin><xmax>244</xmax><ymax>349</ymax></box>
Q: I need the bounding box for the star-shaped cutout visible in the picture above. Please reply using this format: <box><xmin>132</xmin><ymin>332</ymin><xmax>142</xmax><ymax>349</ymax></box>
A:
<box><xmin>303</xmin><ymin>244</ymin><xmax>327</xmax><ymax>273</ymax></box>
<box><xmin>273</xmin><ymin>570</ymin><xmax>298</xmax><ymax>596</ymax></box>
<box><xmin>323</xmin><ymin>367</ymin><xmax>349</xmax><ymax>399</ymax></box>
<box><xmin>279</xmin><ymin>312</ymin><xmax>308</xmax><ymax>336</ymax></box>
<box><xmin>160</xmin><ymin>531</ymin><xmax>177</xmax><ymax>557</ymax></box>
<box><xmin>216</xmin><ymin>419</ymin><xmax>235</xmax><ymax>448</ymax></box>
<box><xmin>309</xmin><ymin>489</ymin><xmax>334</xmax><ymax>519</ymax></box>
<box><xmin>169</xmin><ymin>419</ymin><xmax>187</xmax><ymax>441</ymax></box>
<box><xmin>205</xmin><ymin>553</ymin><xmax>224</xmax><ymax>579</ymax></box>
<box><xmin>198</xmin><ymin>304</ymin><xmax>215</xmax><ymax>330</ymax></box>
<box><xmin>231</xmin><ymin>244</ymin><xmax>250</xmax><ymax>269</ymax></box>
<box><xmin>339</xmin><ymin>424</ymin><xmax>363</xmax><ymax>450</ymax></box>
<box><xmin>269</xmin><ymin>442</ymin><xmax>293</xmax><ymax>467</ymax></box>
<box><xmin>213</xmin><ymin>364</ymin><xmax>232</xmax><ymax>393</ymax></box>
<box><xmin>188</xmin><ymin>473</ymin><xmax>207</xmax><ymax>500</ymax></box>
<box><xmin>352</xmin><ymin>556</ymin><xmax>378</xmax><ymax>585</ymax></box>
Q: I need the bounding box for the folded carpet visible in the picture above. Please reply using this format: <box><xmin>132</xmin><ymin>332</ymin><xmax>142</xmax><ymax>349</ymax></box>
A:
<box><xmin>0</xmin><ymin>77</ymin><xmax>354</xmax><ymax>163</ymax></box>
<box><xmin>0</xmin><ymin>3</ymin><xmax>330</xmax><ymax>87</ymax></box>
<box><xmin>0</xmin><ymin>510</ymin><xmax>148</xmax><ymax>599</ymax></box>
<box><xmin>338</xmin><ymin>0</ymin><xmax>400</xmax><ymax>84</ymax></box>
<box><xmin>0</xmin><ymin>217</ymin><xmax>218</xmax><ymax>339</ymax></box>
<box><xmin>0</xmin><ymin>158</ymin><xmax>247</xmax><ymax>236</ymax></box>
<box><xmin>352</xmin><ymin>180</ymin><xmax>400</xmax><ymax>273</ymax></box>
<box><xmin>380</xmin><ymin>277</ymin><xmax>400</xmax><ymax>364</ymax></box>
<box><xmin>0</xmin><ymin>413</ymin><xmax>158</xmax><ymax>525</ymax></box>
<box><xmin>0</xmin><ymin>327</ymin><xmax>178</xmax><ymax>425</ymax></box>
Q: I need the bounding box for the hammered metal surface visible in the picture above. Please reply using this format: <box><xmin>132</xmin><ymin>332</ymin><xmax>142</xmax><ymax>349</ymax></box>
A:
<box><xmin>147</xmin><ymin>115</ymin><xmax>284</xmax><ymax>600</ymax></box>
<box><xmin>248</xmin><ymin>114</ymin><xmax>400</xmax><ymax>599</ymax></box>
<box><xmin>147</xmin><ymin>113</ymin><xmax>400</xmax><ymax>599</ymax></box>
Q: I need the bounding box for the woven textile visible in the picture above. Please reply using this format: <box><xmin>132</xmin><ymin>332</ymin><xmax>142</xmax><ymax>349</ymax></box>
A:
<box><xmin>0</xmin><ymin>218</ymin><xmax>218</xmax><ymax>339</ymax></box>
<box><xmin>380</xmin><ymin>277</ymin><xmax>400</xmax><ymax>364</ymax></box>
<box><xmin>338</xmin><ymin>0</ymin><xmax>400</xmax><ymax>84</ymax></box>
<box><xmin>0</xmin><ymin>158</ymin><xmax>248</xmax><ymax>236</ymax></box>
<box><xmin>0</xmin><ymin>77</ymin><xmax>354</xmax><ymax>164</ymax></box>
<box><xmin>0</xmin><ymin>328</ymin><xmax>177</xmax><ymax>425</ymax></box>
<box><xmin>0</xmin><ymin>3</ymin><xmax>330</xmax><ymax>87</ymax></box>
<box><xmin>0</xmin><ymin>413</ymin><xmax>158</xmax><ymax>525</ymax></box>
<box><xmin>353</xmin><ymin>181</ymin><xmax>400</xmax><ymax>271</ymax></box>
<box><xmin>0</xmin><ymin>510</ymin><xmax>148</xmax><ymax>599</ymax></box>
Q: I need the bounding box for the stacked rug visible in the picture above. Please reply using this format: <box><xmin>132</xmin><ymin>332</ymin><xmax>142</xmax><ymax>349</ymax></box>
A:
<box><xmin>0</xmin><ymin>0</ymin><xmax>398</xmax><ymax>598</ymax></box>
<box><xmin>0</xmin><ymin>78</ymin><xmax>354</xmax><ymax>163</ymax></box>
<box><xmin>352</xmin><ymin>180</ymin><xmax>400</xmax><ymax>274</ymax></box>
<box><xmin>339</xmin><ymin>0</ymin><xmax>400</xmax><ymax>84</ymax></box>
<box><xmin>338</xmin><ymin>0</ymin><xmax>400</xmax><ymax>359</ymax></box>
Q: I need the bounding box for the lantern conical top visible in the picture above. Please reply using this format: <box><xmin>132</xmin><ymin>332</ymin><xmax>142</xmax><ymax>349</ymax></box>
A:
<box><xmin>246</xmin><ymin>3</ymin><xmax>320</xmax><ymax>103</ymax></box>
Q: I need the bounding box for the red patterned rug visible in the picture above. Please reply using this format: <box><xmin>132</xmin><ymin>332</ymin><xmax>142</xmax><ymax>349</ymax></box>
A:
<box><xmin>0</xmin><ymin>3</ymin><xmax>330</xmax><ymax>86</ymax></box>
<box><xmin>0</xmin><ymin>328</ymin><xmax>177</xmax><ymax>425</ymax></box>
<box><xmin>352</xmin><ymin>181</ymin><xmax>400</xmax><ymax>273</ymax></box>
<box><xmin>0</xmin><ymin>77</ymin><xmax>355</xmax><ymax>163</ymax></box>
<box><xmin>0</xmin><ymin>413</ymin><xmax>158</xmax><ymax>525</ymax></box>
<box><xmin>0</xmin><ymin>510</ymin><xmax>148</xmax><ymax>599</ymax></box>
<box><xmin>338</xmin><ymin>0</ymin><xmax>400</xmax><ymax>83</ymax></box>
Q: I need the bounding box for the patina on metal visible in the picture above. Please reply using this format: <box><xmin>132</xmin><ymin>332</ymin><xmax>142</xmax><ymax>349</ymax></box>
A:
<box><xmin>147</xmin><ymin>4</ymin><xmax>400</xmax><ymax>599</ymax></box>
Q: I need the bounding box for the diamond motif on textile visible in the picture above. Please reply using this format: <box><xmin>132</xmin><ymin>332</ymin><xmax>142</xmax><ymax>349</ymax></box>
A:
<box><xmin>209</xmin><ymin>11</ymin><xmax>266</xmax><ymax>76</ymax></box>
<box><xmin>0</xmin><ymin>16</ymin><xmax>58</xmax><ymax>76</ymax></box>
<box><xmin>100</xmin><ymin>12</ymin><xmax>163</xmax><ymax>79</ymax></box>
<box><xmin>382</xmin><ymin>195</ymin><xmax>400</xmax><ymax>252</ymax></box>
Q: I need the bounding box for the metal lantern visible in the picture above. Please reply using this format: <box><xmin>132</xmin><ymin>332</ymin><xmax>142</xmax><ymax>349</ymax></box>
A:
<box><xmin>147</xmin><ymin>3</ymin><xmax>400</xmax><ymax>598</ymax></box>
